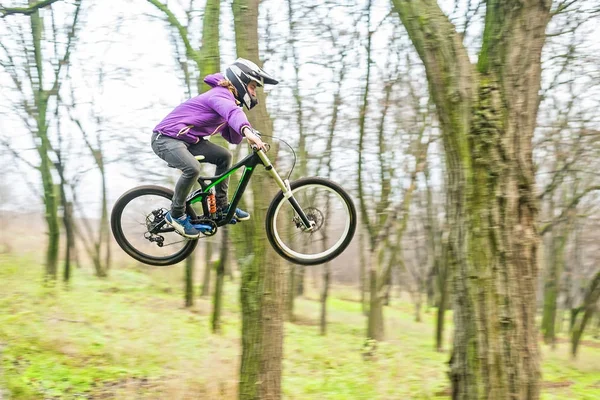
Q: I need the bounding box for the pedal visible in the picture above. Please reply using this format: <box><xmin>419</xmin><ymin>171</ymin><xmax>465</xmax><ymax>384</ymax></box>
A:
<box><xmin>193</xmin><ymin>223</ymin><xmax>214</xmax><ymax>233</ymax></box>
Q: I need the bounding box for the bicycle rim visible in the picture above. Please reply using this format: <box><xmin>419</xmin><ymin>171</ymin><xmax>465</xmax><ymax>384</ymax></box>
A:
<box><xmin>116</xmin><ymin>191</ymin><xmax>193</xmax><ymax>263</ymax></box>
<box><xmin>271</xmin><ymin>183</ymin><xmax>352</xmax><ymax>262</ymax></box>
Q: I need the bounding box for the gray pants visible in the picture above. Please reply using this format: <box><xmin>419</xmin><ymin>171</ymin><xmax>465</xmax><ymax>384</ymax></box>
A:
<box><xmin>151</xmin><ymin>132</ymin><xmax>232</xmax><ymax>217</ymax></box>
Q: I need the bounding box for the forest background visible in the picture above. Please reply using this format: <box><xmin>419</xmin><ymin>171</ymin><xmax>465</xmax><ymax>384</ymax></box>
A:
<box><xmin>1</xmin><ymin>0</ymin><xmax>599</xmax><ymax>399</ymax></box>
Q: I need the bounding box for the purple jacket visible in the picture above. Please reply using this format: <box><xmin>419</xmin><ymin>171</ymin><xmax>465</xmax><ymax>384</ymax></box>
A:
<box><xmin>153</xmin><ymin>73</ymin><xmax>251</xmax><ymax>145</ymax></box>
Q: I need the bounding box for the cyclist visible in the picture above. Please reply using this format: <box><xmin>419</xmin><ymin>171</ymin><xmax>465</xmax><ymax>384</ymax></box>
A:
<box><xmin>151</xmin><ymin>58</ymin><xmax>279</xmax><ymax>238</ymax></box>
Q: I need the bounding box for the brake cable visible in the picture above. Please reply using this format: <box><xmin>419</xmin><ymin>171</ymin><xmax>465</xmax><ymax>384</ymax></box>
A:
<box><xmin>259</xmin><ymin>134</ymin><xmax>297</xmax><ymax>180</ymax></box>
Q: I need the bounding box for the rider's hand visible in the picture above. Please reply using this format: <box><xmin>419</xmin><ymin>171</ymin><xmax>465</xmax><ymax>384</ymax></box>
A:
<box><xmin>243</xmin><ymin>127</ymin><xmax>266</xmax><ymax>151</ymax></box>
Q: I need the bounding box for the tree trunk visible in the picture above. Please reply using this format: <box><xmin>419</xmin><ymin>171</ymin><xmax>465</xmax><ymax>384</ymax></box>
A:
<box><xmin>100</xmin><ymin>163</ymin><xmax>111</xmax><ymax>274</ymax></box>
<box><xmin>426</xmin><ymin>268</ymin><xmax>436</xmax><ymax>309</ymax></box>
<box><xmin>194</xmin><ymin>0</ymin><xmax>221</xmax><ymax>303</ymax></box>
<box><xmin>232</xmin><ymin>1</ymin><xmax>284</xmax><ymax>399</ymax></box>
<box><xmin>201</xmin><ymin>241</ymin><xmax>212</xmax><ymax>297</ymax></box>
<box><xmin>55</xmin><ymin>140</ymin><xmax>75</xmax><ymax>284</ymax></box>
<box><xmin>320</xmin><ymin>263</ymin><xmax>330</xmax><ymax>336</ymax></box>
<box><xmin>72</xmin><ymin>112</ymin><xmax>110</xmax><ymax>279</ymax></box>
<box><xmin>357</xmin><ymin>0</ymin><xmax>375</xmax><ymax>319</ymax></box>
<box><xmin>30</xmin><ymin>7</ymin><xmax>60</xmax><ymax>280</ymax></box>
<box><xmin>198</xmin><ymin>0</ymin><xmax>220</xmax><ymax>94</ymax></box>
<box><xmin>359</xmin><ymin>226</ymin><xmax>368</xmax><ymax>315</ymax></box>
<box><xmin>393</xmin><ymin>1</ymin><xmax>551</xmax><ymax>398</ymax></box>
<box><xmin>367</xmin><ymin>251</ymin><xmax>384</xmax><ymax>341</ymax></box>
<box><xmin>571</xmin><ymin>271</ymin><xmax>600</xmax><ymax>357</ymax></box>
<box><xmin>212</xmin><ymin>228</ymin><xmax>228</xmax><ymax>333</ymax></box>
<box><xmin>287</xmin><ymin>263</ymin><xmax>296</xmax><ymax>322</ymax></box>
<box><xmin>5</xmin><ymin>1</ymin><xmax>80</xmax><ymax>281</ymax></box>
<box><xmin>316</xmin><ymin>53</ymin><xmax>342</xmax><ymax>335</ymax></box>
<box><xmin>423</xmin><ymin>168</ymin><xmax>440</xmax><ymax>311</ymax></box>
<box><xmin>286</xmin><ymin>0</ymin><xmax>307</xmax><ymax>304</ymax></box>
<box><xmin>594</xmin><ymin>311</ymin><xmax>600</xmax><ymax>339</ymax></box>
<box><xmin>541</xmin><ymin>226</ymin><xmax>568</xmax><ymax>346</ymax></box>
<box><xmin>296</xmin><ymin>267</ymin><xmax>305</xmax><ymax>296</ymax></box>
<box><xmin>435</xmin><ymin>238</ymin><xmax>450</xmax><ymax>352</ymax></box>
<box><xmin>185</xmin><ymin>254</ymin><xmax>194</xmax><ymax>307</ymax></box>
<box><xmin>184</xmin><ymin>260</ymin><xmax>194</xmax><ymax>307</ymax></box>
<box><xmin>184</xmin><ymin>182</ymin><xmax>198</xmax><ymax>304</ymax></box>
<box><xmin>62</xmin><ymin>201</ymin><xmax>76</xmax><ymax>284</ymax></box>
<box><xmin>414</xmin><ymin>291</ymin><xmax>422</xmax><ymax>323</ymax></box>
<box><xmin>435</xmin><ymin>277</ymin><xmax>449</xmax><ymax>352</ymax></box>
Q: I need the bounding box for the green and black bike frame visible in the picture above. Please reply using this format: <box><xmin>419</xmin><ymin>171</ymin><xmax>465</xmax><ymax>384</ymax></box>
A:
<box><xmin>187</xmin><ymin>149</ymin><xmax>314</xmax><ymax>229</ymax></box>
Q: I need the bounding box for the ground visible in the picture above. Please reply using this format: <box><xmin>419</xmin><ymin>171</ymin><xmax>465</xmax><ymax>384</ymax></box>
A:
<box><xmin>0</xmin><ymin>254</ymin><xmax>599</xmax><ymax>399</ymax></box>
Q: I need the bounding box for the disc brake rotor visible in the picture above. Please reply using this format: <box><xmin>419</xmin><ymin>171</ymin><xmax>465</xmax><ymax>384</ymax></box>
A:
<box><xmin>146</xmin><ymin>208</ymin><xmax>168</xmax><ymax>232</ymax></box>
<box><xmin>294</xmin><ymin>207</ymin><xmax>324</xmax><ymax>232</ymax></box>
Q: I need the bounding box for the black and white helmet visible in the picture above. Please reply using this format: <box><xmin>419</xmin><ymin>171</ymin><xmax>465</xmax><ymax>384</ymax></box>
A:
<box><xmin>225</xmin><ymin>58</ymin><xmax>279</xmax><ymax>110</ymax></box>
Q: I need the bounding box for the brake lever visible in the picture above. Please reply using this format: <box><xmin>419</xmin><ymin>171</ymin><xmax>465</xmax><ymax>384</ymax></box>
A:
<box><xmin>251</xmin><ymin>142</ymin><xmax>270</xmax><ymax>152</ymax></box>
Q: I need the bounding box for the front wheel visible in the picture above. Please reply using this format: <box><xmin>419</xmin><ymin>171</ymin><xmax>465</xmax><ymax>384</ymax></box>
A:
<box><xmin>265</xmin><ymin>178</ymin><xmax>357</xmax><ymax>266</ymax></box>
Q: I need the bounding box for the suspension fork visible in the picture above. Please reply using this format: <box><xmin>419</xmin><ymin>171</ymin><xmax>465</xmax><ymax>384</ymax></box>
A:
<box><xmin>256</xmin><ymin>150</ymin><xmax>314</xmax><ymax>230</ymax></box>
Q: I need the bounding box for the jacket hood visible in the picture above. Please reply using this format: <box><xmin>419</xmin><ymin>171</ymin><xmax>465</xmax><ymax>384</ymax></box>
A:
<box><xmin>203</xmin><ymin>73</ymin><xmax>225</xmax><ymax>87</ymax></box>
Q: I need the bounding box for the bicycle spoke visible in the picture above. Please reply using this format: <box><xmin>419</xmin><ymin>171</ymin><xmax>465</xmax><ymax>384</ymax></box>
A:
<box><xmin>271</xmin><ymin>182</ymin><xmax>352</xmax><ymax>261</ymax></box>
<box><xmin>118</xmin><ymin>193</ymin><xmax>189</xmax><ymax>259</ymax></box>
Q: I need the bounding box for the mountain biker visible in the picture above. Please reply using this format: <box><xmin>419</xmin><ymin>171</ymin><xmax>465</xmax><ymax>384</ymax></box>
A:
<box><xmin>151</xmin><ymin>58</ymin><xmax>279</xmax><ymax>239</ymax></box>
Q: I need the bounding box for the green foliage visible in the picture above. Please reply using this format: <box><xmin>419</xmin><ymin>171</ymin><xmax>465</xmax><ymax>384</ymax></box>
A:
<box><xmin>1</xmin><ymin>255</ymin><xmax>599</xmax><ymax>399</ymax></box>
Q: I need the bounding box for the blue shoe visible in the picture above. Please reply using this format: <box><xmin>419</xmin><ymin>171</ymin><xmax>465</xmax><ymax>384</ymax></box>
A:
<box><xmin>165</xmin><ymin>212</ymin><xmax>200</xmax><ymax>239</ymax></box>
<box><xmin>218</xmin><ymin>205</ymin><xmax>250</xmax><ymax>222</ymax></box>
<box><xmin>231</xmin><ymin>206</ymin><xmax>250</xmax><ymax>221</ymax></box>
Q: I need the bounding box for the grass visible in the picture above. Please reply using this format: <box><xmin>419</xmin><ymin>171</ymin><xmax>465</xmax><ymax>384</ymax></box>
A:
<box><xmin>1</xmin><ymin>254</ymin><xmax>599</xmax><ymax>399</ymax></box>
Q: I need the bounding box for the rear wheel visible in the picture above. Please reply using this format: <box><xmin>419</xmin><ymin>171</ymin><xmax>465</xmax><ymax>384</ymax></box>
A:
<box><xmin>265</xmin><ymin>178</ymin><xmax>357</xmax><ymax>265</ymax></box>
<box><xmin>111</xmin><ymin>185</ymin><xmax>198</xmax><ymax>266</ymax></box>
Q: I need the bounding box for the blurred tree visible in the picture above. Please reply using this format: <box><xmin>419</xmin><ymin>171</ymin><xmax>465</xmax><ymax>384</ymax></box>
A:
<box><xmin>65</xmin><ymin>64</ymin><xmax>114</xmax><ymax>279</ymax></box>
<box><xmin>316</xmin><ymin>35</ymin><xmax>351</xmax><ymax>336</ymax></box>
<box><xmin>355</xmin><ymin>13</ymin><xmax>432</xmax><ymax>341</ymax></box>
<box><xmin>212</xmin><ymin>227</ymin><xmax>228</xmax><ymax>333</ymax></box>
<box><xmin>535</xmin><ymin>5</ymin><xmax>600</xmax><ymax>345</ymax></box>
<box><xmin>356</xmin><ymin>0</ymin><xmax>394</xmax><ymax>341</ymax></box>
<box><xmin>571</xmin><ymin>269</ymin><xmax>600</xmax><ymax>357</ymax></box>
<box><xmin>364</xmin><ymin>132</ymin><xmax>428</xmax><ymax>342</ymax></box>
<box><xmin>232</xmin><ymin>0</ymin><xmax>285</xmax><ymax>398</ymax></box>
<box><xmin>434</xmin><ymin>223</ymin><xmax>450</xmax><ymax>352</ymax></box>
<box><xmin>540</xmin><ymin>176</ymin><xmax>597</xmax><ymax>346</ymax></box>
<box><xmin>404</xmin><ymin>183</ymin><xmax>433</xmax><ymax>323</ymax></box>
<box><xmin>395</xmin><ymin>64</ymin><xmax>438</xmax><ymax>324</ymax></box>
<box><xmin>285</xmin><ymin>0</ymin><xmax>308</xmax><ymax>322</ymax></box>
<box><xmin>393</xmin><ymin>0</ymin><xmax>553</xmax><ymax>397</ymax></box>
<box><xmin>417</xmin><ymin>155</ymin><xmax>450</xmax><ymax>352</ymax></box>
<box><xmin>200</xmin><ymin>240</ymin><xmax>212</xmax><ymax>298</ymax></box>
<box><xmin>0</xmin><ymin>0</ymin><xmax>82</xmax><ymax>280</ymax></box>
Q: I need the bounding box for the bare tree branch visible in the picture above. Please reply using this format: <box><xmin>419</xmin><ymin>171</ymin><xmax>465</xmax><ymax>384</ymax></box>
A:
<box><xmin>49</xmin><ymin>0</ymin><xmax>82</xmax><ymax>97</ymax></box>
<box><xmin>552</xmin><ymin>0</ymin><xmax>579</xmax><ymax>16</ymax></box>
<box><xmin>0</xmin><ymin>0</ymin><xmax>61</xmax><ymax>18</ymax></box>
<box><xmin>0</xmin><ymin>138</ymin><xmax>38</xmax><ymax>170</ymax></box>
<box><xmin>541</xmin><ymin>185</ymin><xmax>600</xmax><ymax>235</ymax></box>
<box><xmin>146</xmin><ymin>0</ymin><xmax>201</xmax><ymax>66</ymax></box>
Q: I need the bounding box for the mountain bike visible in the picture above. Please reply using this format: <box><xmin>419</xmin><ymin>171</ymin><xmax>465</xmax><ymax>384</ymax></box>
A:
<box><xmin>110</xmin><ymin>141</ymin><xmax>357</xmax><ymax>266</ymax></box>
